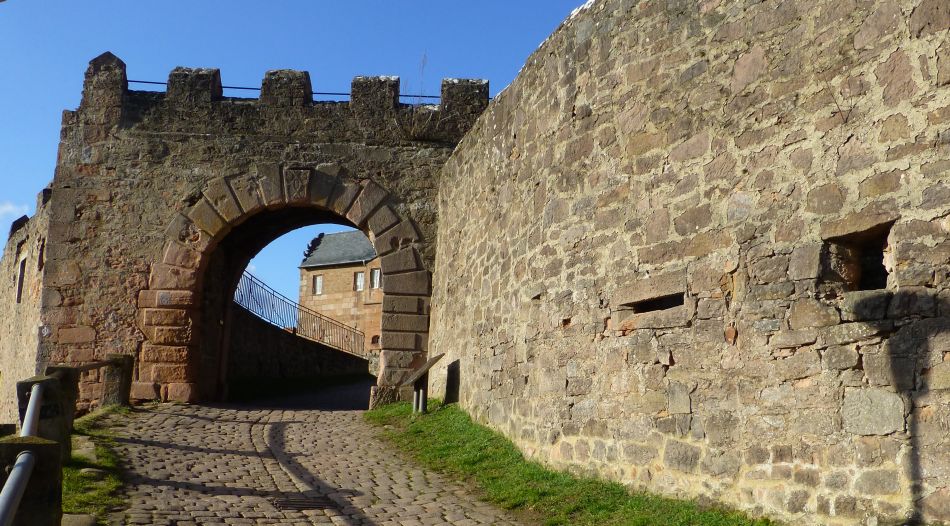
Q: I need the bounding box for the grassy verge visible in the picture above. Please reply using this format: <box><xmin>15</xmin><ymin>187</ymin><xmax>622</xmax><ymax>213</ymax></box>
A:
<box><xmin>62</xmin><ymin>406</ymin><xmax>128</xmax><ymax>522</ymax></box>
<box><xmin>365</xmin><ymin>401</ymin><xmax>774</xmax><ymax>526</ymax></box>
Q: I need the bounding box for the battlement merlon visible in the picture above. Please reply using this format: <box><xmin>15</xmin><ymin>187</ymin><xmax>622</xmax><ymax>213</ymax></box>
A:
<box><xmin>76</xmin><ymin>52</ymin><xmax>489</xmax><ymax>142</ymax></box>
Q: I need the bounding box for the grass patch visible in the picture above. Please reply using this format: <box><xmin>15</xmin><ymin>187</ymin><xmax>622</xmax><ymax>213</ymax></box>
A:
<box><xmin>365</xmin><ymin>401</ymin><xmax>775</xmax><ymax>526</ymax></box>
<box><xmin>62</xmin><ymin>406</ymin><xmax>128</xmax><ymax>522</ymax></box>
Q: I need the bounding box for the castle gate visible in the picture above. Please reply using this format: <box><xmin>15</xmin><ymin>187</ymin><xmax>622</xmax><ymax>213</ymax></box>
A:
<box><xmin>0</xmin><ymin>52</ymin><xmax>487</xmax><ymax>415</ymax></box>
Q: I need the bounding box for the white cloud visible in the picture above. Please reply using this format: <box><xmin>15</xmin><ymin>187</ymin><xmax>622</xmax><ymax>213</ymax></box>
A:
<box><xmin>0</xmin><ymin>201</ymin><xmax>29</xmax><ymax>220</ymax></box>
<box><xmin>246</xmin><ymin>263</ymin><xmax>258</xmax><ymax>273</ymax></box>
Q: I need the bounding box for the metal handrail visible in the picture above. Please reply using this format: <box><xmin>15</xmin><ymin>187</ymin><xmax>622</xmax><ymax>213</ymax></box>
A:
<box><xmin>0</xmin><ymin>382</ymin><xmax>44</xmax><ymax>526</ymax></box>
<box><xmin>19</xmin><ymin>384</ymin><xmax>42</xmax><ymax>438</ymax></box>
<box><xmin>0</xmin><ymin>452</ymin><xmax>35</xmax><ymax>526</ymax></box>
<box><xmin>234</xmin><ymin>271</ymin><xmax>365</xmax><ymax>357</ymax></box>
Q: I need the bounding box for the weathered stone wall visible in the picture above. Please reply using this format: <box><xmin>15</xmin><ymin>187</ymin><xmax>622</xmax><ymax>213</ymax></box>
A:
<box><xmin>0</xmin><ymin>52</ymin><xmax>487</xmax><ymax>414</ymax></box>
<box><xmin>226</xmin><ymin>305</ymin><xmax>369</xmax><ymax>389</ymax></box>
<box><xmin>0</xmin><ymin>194</ymin><xmax>50</xmax><ymax>423</ymax></box>
<box><xmin>429</xmin><ymin>0</ymin><xmax>950</xmax><ymax>524</ymax></box>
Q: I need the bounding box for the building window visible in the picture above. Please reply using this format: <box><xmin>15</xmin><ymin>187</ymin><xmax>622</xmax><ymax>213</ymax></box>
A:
<box><xmin>15</xmin><ymin>258</ymin><xmax>26</xmax><ymax>304</ymax></box>
<box><xmin>370</xmin><ymin>268</ymin><xmax>381</xmax><ymax>289</ymax></box>
<box><xmin>371</xmin><ymin>335</ymin><xmax>380</xmax><ymax>345</ymax></box>
<box><xmin>312</xmin><ymin>274</ymin><xmax>323</xmax><ymax>295</ymax></box>
<box><xmin>354</xmin><ymin>271</ymin><xmax>365</xmax><ymax>292</ymax></box>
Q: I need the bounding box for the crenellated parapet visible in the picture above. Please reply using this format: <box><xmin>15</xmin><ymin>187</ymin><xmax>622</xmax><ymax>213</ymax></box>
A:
<box><xmin>76</xmin><ymin>52</ymin><xmax>489</xmax><ymax>145</ymax></box>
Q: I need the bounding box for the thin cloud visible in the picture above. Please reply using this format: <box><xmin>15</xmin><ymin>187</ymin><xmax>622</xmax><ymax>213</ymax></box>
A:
<box><xmin>0</xmin><ymin>201</ymin><xmax>29</xmax><ymax>220</ymax></box>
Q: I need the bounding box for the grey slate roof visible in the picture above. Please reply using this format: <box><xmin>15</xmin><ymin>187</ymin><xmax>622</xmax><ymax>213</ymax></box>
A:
<box><xmin>299</xmin><ymin>231</ymin><xmax>377</xmax><ymax>269</ymax></box>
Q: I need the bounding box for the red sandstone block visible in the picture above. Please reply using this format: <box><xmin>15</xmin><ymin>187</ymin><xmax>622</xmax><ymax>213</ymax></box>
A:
<box><xmin>146</xmin><ymin>363</ymin><xmax>195</xmax><ymax>383</ymax></box>
<box><xmin>378</xmin><ymin>367</ymin><xmax>411</xmax><ymax>387</ymax></box>
<box><xmin>148</xmin><ymin>265</ymin><xmax>197</xmax><ymax>290</ymax></box>
<box><xmin>58</xmin><ymin>325</ymin><xmax>96</xmax><ymax>344</ymax></box>
<box><xmin>257</xmin><ymin>164</ymin><xmax>284</xmax><ymax>208</ymax></box>
<box><xmin>142</xmin><ymin>308</ymin><xmax>190</xmax><ymax>327</ymax></box>
<box><xmin>327</xmin><ymin>180</ymin><xmax>361</xmax><ymax>216</ymax></box>
<box><xmin>380</xmin><ymin>349</ymin><xmax>416</xmax><ymax>368</ymax></box>
<box><xmin>283</xmin><ymin>168</ymin><xmax>311</xmax><ymax>204</ymax></box>
<box><xmin>380</xmin><ymin>248</ymin><xmax>420</xmax><ymax>274</ymax></box>
<box><xmin>131</xmin><ymin>381</ymin><xmax>160</xmax><ymax>400</ymax></box>
<box><xmin>164</xmin><ymin>382</ymin><xmax>199</xmax><ymax>403</ymax></box>
<box><xmin>162</xmin><ymin>241</ymin><xmax>200</xmax><ymax>269</ymax></box>
<box><xmin>61</xmin><ymin>345</ymin><xmax>98</xmax><ymax>363</ymax></box>
<box><xmin>382</xmin><ymin>295</ymin><xmax>428</xmax><ymax>314</ymax></box>
<box><xmin>78</xmin><ymin>381</ymin><xmax>103</xmax><ymax>400</ymax></box>
<box><xmin>228</xmin><ymin>174</ymin><xmax>265</xmax><ymax>214</ymax></box>
<box><xmin>374</xmin><ymin>220</ymin><xmax>421</xmax><ymax>256</ymax></box>
<box><xmin>382</xmin><ymin>270</ymin><xmax>430</xmax><ymax>295</ymax></box>
<box><xmin>130</xmin><ymin>381</ymin><xmax>160</xmax><ymax>401</ymax></box>
<box><xmin>346</xmin><ymin>181</ymin><xmax>388</xmax><ymax>227</ymax></box>
<box><xmin>203</xmin><ymin>177</ymin><xmax>243</xmax><ymax>222</ymax></box>
<box><xmin>145</xmin><ymin>326</ymin><xmax>191</xmax><ymax>345</ymax></box>
<box><xmin>381</xmin><ymin>313</ymin><xmax>429</xmax><ymax>332</ymax></box>
<box><xmin>367</xmin><ymin>205</ymin><xmax>399</xmax><ymax>235</ymax></box>
<box><xmin>309</xmin><ymin>165</ymin><xmax>340</xmax><ymax>207</ymax></box>
<box><xmin>141</xmin><ymin>343</ymin><xmax>190</xmax><ymax>363</ymax></box>
<box><xmin>187</xmin><ymin>198</ymin><xmax>227</xmax><ymax>237</ymax></box>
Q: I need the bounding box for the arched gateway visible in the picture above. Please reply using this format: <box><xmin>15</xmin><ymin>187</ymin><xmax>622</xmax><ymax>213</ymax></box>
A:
<box><xmin>0</xmin><ymin>52</ymin><xmax>487</xmax><ymax>414</ymax></box>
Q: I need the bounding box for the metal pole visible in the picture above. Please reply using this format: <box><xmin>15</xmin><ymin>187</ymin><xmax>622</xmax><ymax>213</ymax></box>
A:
<box><xmin>19</xmin><ymin>383</ymin><xmax>43</xmax><ymax>438</ymax></box>
<box><xmin>0</xmin><ymin>451</ymin><xmax>36</xmax><ymax>526</ymax></box>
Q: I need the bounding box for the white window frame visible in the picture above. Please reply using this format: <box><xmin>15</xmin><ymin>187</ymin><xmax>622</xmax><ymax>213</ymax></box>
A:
<box><xmin>354</xmin><ymin>271</ymin><xmax>365</xmax><ymax>292</ymax></box>
<box><xmin>312</xmin><ymin>274</ymin><xmax>323</xmax><ymax>295</ymax></box>
<box><xmin>370</xmin><ymin>268</ymin><xmax>381</xmax><ymax>289</ymax></box>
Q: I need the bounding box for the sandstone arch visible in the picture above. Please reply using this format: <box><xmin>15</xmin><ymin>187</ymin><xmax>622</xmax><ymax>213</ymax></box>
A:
<box><xmin>140</xmin><ymin>166</ymin><xmax>430</xmax><ymax>404</ymax></box>
<box><xmin>0</xmin><ymin>51</ymin><xmax>487</xmax><ymax>418</ymax></box>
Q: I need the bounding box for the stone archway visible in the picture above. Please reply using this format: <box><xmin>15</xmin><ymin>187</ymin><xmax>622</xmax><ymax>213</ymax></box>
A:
<box><xmin>138</xmin><ymin>165</ymin><xmax>430</xmax><ymax>405</ymax></box>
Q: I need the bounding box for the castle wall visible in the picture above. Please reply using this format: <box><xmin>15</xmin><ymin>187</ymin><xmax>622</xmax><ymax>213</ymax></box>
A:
<box><xmin>429</xmin><ymin>0</ymin><xmax>950</xmax><ymax>524</ymax></box>
<box><xmin>0</xmin><ymin>197</ymin><xmax>50</xmax><ymax>423</ymax></box>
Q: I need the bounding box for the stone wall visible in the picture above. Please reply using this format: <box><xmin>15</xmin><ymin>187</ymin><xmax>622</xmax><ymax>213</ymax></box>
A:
<box><xmin>429</xmin><ymin>0</ymin><xmax>950</xmax><ymax>524</ymax></box>
<box><xmin>226</xmin><ymin>305</ymin><xmax>369</xmax><ymax>391</ymax></box>
<box><xmin>0</xmin><ymin>193</ymin><xmax>50</xmax><ymax>422</ymax></box>
<box><xmin>0</xmin><ymin>51</ymin><xmax>487</xmax><ymax>416</ymax></box>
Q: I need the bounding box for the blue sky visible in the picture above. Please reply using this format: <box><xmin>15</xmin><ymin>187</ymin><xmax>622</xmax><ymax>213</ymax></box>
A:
<box><xmin>0</xmin><ymin>1</ymin><xmax>584</xmax><ymax>299</ymax></box>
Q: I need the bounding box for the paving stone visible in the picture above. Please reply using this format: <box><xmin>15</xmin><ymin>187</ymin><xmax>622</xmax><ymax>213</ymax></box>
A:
<box><xmin>103</xmin><ymin>388</ymin><xmax>521</xmax><ymax>525</ymax></box>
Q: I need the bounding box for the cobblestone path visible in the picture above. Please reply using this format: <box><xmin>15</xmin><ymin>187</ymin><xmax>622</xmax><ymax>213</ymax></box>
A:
<box><xmin>102</xmin><ymin>382</ymin><xmax>521</xmax><ymax>526</ymax></box>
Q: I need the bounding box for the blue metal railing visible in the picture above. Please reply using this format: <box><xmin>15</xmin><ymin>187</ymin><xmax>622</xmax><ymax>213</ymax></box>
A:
<box><xmin>233</xmin><ymin>271</ymin><xmax>365</xmax><ymax>357</ymax></box>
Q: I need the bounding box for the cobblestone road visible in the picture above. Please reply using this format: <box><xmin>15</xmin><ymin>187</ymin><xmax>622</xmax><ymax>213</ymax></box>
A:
<box><xmin>103</xmin><ymin>380</ymin><xmax>521</xmax><ymax>526</ymax></box>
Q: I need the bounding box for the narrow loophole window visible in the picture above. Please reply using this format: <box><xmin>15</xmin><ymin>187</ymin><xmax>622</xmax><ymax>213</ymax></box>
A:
<box><xmin>15</xmin><ymin>258</ymin><xmax>27</xmax><ymax>304</ymax></box>
<box><xmin>627</xmin><ymin>293</ymin><xmax>684</xmax><ymax>313</ymax></box>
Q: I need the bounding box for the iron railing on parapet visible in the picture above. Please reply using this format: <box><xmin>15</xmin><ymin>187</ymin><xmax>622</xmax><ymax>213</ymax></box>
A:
<box><xmin>234</xmin><ymin>271</ymin><xmax>365</xmax><ymax>358</ymax></box>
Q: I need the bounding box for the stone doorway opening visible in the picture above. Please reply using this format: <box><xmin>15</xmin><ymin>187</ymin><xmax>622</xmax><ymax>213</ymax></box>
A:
<box><xmin>138</xmin><ymin>168</ymin><xmax>432</xmax><ymax>407</ymax></box>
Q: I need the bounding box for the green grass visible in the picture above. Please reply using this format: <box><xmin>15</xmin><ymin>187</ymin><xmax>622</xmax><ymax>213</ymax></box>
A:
<box><xmin>62</xmin><ymin>406</ymin><xmax>128</xmax><ymax>522</ymax></box>
<box><xmin>365</xmin><ymin>401</ymin><xmax>775</xmax><ymax>526</ymax></box>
